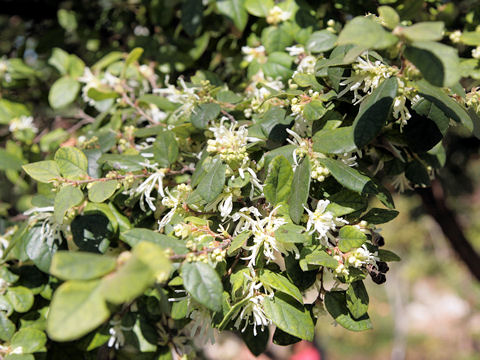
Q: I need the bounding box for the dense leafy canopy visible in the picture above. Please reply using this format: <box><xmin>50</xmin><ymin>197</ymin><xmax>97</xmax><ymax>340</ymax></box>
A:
<box><xmin>1</xmin><ymin>0</ymin><xmax>480</xmax><ymax>358</ymax></box>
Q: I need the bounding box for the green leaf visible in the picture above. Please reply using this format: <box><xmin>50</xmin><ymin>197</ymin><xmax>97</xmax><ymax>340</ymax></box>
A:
<box><xmin>86</xmin><ymin>88</ymin><xmax>119</xmax><ymax>101</ymax></box>
<box><xmin>152</xmin><ymin>130</ymin><xmax>179</xmax><ymax>167</ymax></box>
<box><xmin>182</xmin><ymin>0</ymin><xmax>203</xmax><ymax>36</ymax></box>
<box><xmin>289</xmin><ymin>156</ymin><xmax>311</xmax><ymax>224</ymax></box>
<box><xmin>303</xmin><ymin>100</ymin><xmax>327</xmax><ymax>121</ymax></box>
<box><xmin>182</xmin><ymin>262</ymin><xmax>223</xmax><ymax>312</ymax></box>
<box><xmin>262</xmin><ymin>294</ymin><xmax>314</xmax><ymax>341</ymax></box>
<box><xmin>326</xmin><ymin>190</ymin><xmax>367</xmax><ymax>217</ymax></box>
<box><xmin>301</xmin><ymin>249</ymin><xmax>338</xmax><ymax>270</ymax></box>
<box><xmin>97</xmin><ymin>154</ymin><xmax>146</xmax><ymax>172</ymax></box>
<box><xmin>338</xmin><ymin>225</ymin><xmax>367</xmax><ymax>252</ymax></box>
<box><xmin>47</xmin><ymin>280</ymin><xmax>110</xmax><ymax>341</ymax></box>
<box><xmin>125</xmin><ymin>48</ymin><xmax>143</xmax><ymax>67</ymax></box>
<box><xmin>412</xmin><ymin>98</ymin><xmax>450</xmax><ymax>136</ymax></box>
<box><xmin>48</xmin><ymin>48</ymin><xmax>70</xmax><ymax>75</ymax></box>
<box><xmin>274</xmin><ymin>223</ymin><xmax>309</xmax><ymax>244</ymax></box>
<box><xmin>337</xmin><ymin>16</ymin><xmax>398</xmax><ymax>49</ymax></box>
<box><xmin>346</xmin><ymin>281</ymin><xmax>369</xmax><ymax>319</ymax></box>
<box><xmin>352</xmin><ymin>77</ymin><xmax>398</xmax><ymax>147</ymax></box>
<box><xmin>4</xmin><ymin>348</ymin><xmax>32</xmax><ymax>359</ymax></box>
<box><xmin>217</xmin><ymin>0</ymin><xmax>248</xmax><ymax>31</ymax></box>
<box><xmin>262</xmin><ymin>26</ymin><xmax>294</xmax><ymax>54</ymax></box>
<box><xmin>10</xmin><ymin>328</ymin><xmax>47</xmax><ymax>353</ymax></box>
<box><xmin>50</xmin><ymin>251</ymin><xmax>116</xmax><ymax>280</ymax></box>
<box><xmin>7</xmin><ymin>287</ymin><xmax>34</xmax><ymax>313</ymax></box>
<box><xmin>259</xmin><ymin>270</ymin><xmax>303</xmax><ymax>304</ymax></box>
<box><xmin>22</xmin><ymin>160</ymin><xmax>61</xmax><ymax>183</ymax></box>
<box><xmin>121</xmin><ymin>228</ymin><xmax>188</xmax><ymax>254</ymax></box>
<box><xmin>361</xmin><ymin>208</ymin><xmax>398</xmax><ymax>224</ymax></box>
<box><xmin>227</xmin><ymin>231</ymin><xmax>251</xmax><ymax>256</ymax></box>
<box><xmin>24</xmin><ymin>225</ymin><xmax>60</xmax><ymax>273</ymax></box>
<box><xmin>0</xmin><ymin>312</ymin><xmax>15</xmax><ymax>341</ymax></box>
<box><xmin>92</xmin><ymin>52</ymin><xmax>123</xmax><ymax>71</ymax></box>
<box><xmin>324</xmin><ymin>291</ymin><xmax>372</xmax><ymax>331</ymax></box>
<box><xmin>313</xmin><ymin>126</ymin><xmax>356</xmax><ymax>154</ymax></box>
<box><xmin>244</xmin><ymin>0</ymin><xmax>273</xmax><ymax>17</ymax></box>
<box><xmin>57</xmin><ymin>9</ymin><xmax>77</xmax><ymax>32</ymax></box>
<box><xmin>197</xmin><ymin>158</ymin><xmax>226</xmax><ymax>202</ymax></box>
<box><xmin>54</xmin><ymin>147</ymin><xmax>88</xmax><ymax>180</ymax></box>
<box><xmin>404</xmin><ymin>41</ymin><xmax>459</xmax><ymax>87</ymax></box>
<box><xmin>416</xmin><ymin>80</ymin><xmax>472</xmax><ymax>131</ymax></box>
<box><xmin>100</xmin><ymin>243</ymin><xmax>171</xmax><ymax>304</ymax></box>
<box><xmin>48</xmin><ymin>77</ymin><xmax>80</xmax><ymax>109</ymax></box>
<box><xmin>377</xmin><ymin>249</ymin><xmax>401</xmax><ymax>262</ymax></box>
<box><xmin>0</xmin><ymin>149</ymin><xmax>22</xmax><ymax>171</ymax></box>
<box><xmin>137</xmin><ymin>94</ymin><xmax>179</xmax><ymax>111</ymax></box>
<box><xmin>264</xmin><ymin>156</ymin><xmax>293</xmax><ymax>205</ymax></box>
<box><xmin>318</xmin><ymin>158</ymin><xmax>374</xmax><ymax>194</ymax></box>
<box><xmin>216</xmin><ymin>90</ymin><xmax>243</xmax><ymax>104</ymax></box>
<box><xmin>190</xmin><ymin>103</ymin><xmax>220</xmax><ymax>129</ymax></box>
<box><xmin>399</xmin><ymin>22</ymin><xmax>444</xmax><ymax>42</ymax></box>
<box><xmin>88</xmin><ymin>180</ymin><xmax>118</xmax><ymax>203</ymax></box>
<box><xmin>306</xmin><ymin>30</ymin><xmax>337</xmax><ymax>53</ymax></box>
<box><xmin>292</xmin><ymin>73</ymin><xmax>323</xmax><ymax>91</ymax></box>
<box><xmin>460</xmin><ymin>31</ymin><xmax>480</xmax><ymax>46</ymax></box>
<box><xmin>377</xmin><ymin>6</ymin><xmax>400</xmax><ymax>29</ymax></box>
<box><xmin>54</xmin><ymin>185</ymin><xmax>84</xmax><ymax>223</ymax></box>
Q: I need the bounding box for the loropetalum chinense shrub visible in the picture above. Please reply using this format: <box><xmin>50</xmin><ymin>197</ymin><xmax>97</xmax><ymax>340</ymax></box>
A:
<box><xmin>3</xmin><ymin>1</ymin><xmax>480</xmax><ymax>358</ymax></box>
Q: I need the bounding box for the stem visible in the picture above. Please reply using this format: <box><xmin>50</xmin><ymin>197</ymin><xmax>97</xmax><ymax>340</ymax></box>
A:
<box><xmin>416</xmin><ymin>179</ymin><xmax>480</xmax><ymax>282</ymax></box>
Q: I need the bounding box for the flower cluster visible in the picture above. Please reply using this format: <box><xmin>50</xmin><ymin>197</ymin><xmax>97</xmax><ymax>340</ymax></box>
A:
<box><xmin>207</xmin><ymin>121</ymin><xmax>250</xmax><ymax>163</ymax></box>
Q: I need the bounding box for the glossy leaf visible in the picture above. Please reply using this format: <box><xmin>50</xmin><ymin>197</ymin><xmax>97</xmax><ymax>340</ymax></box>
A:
<box><xmin>244</xmin><ymin>0</ymin><xmax>273</xmax><ymax>17</ymax></box>
<box><xmin>346</xmin><ymin>281</ymin><xmax>369</xmax><ymax>319</ymax></box>
<box><xmin>324</xmin><ymin>291</ymin><xmax>372</xmax><ymax>331</ymax></box>
<box><xmin>361</xmin><ymin>208</ymin><xmax>399</xmax><ymax>224</ymax></box>
<box><xmin>22</xmin><ymin>160</ymin><xmax>61</xmax><ymax>183</ymax></box>
<box><xmin>53</xmin><ymin>185</ymin><xmax>84</xmax><ymax>223</ymax></box>
<box><xmin>306</xmin><ymin>30</ymin><xmax>337</xmax><ymax>53</ymax></box>
<box><xmin>121</xmin><ymin>228</ymin><xmax>188</xmax><ymax>254</ymax></box>
<box><xmin>264</xmin><ymin>155</ymin><xmax>293</xmax><ymax>205</ymax></box>
<box><xmin>263</xmin><ymin>294</ymin><xmax>314</xmax><ymax>341</ymax></box>
<box><xmin>48</xmin><ymin>77</ymin><xmax>80</xmax><ymax>109</ymax></box>
<box><xmin>152</xmin><ymin>130</ymin><xmax>179</xmax><ymax>167</ymax></box>
<box><xmin>313</xmin><ymin>126</ymin><xmax>356</xmax><ymax>154</ymax></box>
<box><xmin>259</xmin><ymin>270</ymin><xmax>303</xmax><ymax>304</ymax></box>
<box><xmin>88</xmin><ymin>180</ymin><xmax>118</xmax><ymax>203</ymax></box>
<box><xmin>318</xmin><ymin>158</ymin><xmax>374</xmax><ymax>194</ymax></box>
<box><xmin>217</xmin><ymin>0</ymin><xmax>248</xmax><ymax>31</ymax></box>
<box><xmin>338</xmin><ymin>225</ymin><xmax>367</xmax><ymax>252</ymax></box>
<box><xmin>54</xmin><ymin>147</ymin><xmax>89</xmax><ymax>180</ymax></box>
<box><xmin>352</xmin><ymin>77</ymin><xmax>398</xmax><ymax>147</ymax></box>
<box><xmin>47</xmin><ymin>280</ymin><xmax>110</xmax><ymax>341</ymax></box>
<box><xmin>196</xmin><ymin>158</ymin><xmax>226</xmax><ymax>202</ymax></box>
<box><xmin>10</xmin><ymin>328</ymin><xmax>47</xmax><ymax>354</ymax></box>
<box><xmin>182</xmin><ymin>262</ymin><xmax>223</xmax><ymax>312</ymax></box>
<box><xmin>399</xmin><ymin>22</ymin><xmax>444</xmax><ymax>42</ymax></box>
<box><xmin>404</xmin><ymin>41</ymin><xmax>459</xmax><ymax>87</ymax></box>
<box><xmin>416</xmin><ymin>80</ymin><xmax>473</xmax><ymax>131</ymax></box>
<box><xmin>191</xmin><ymin>103</ymin><xmax>221</xmax><ymax>129</ymax></box>
<box><xmin>274</xmin><ymin>223</ymin><xmax>309</xmax><ymax>244</ymax></box>
<box><xmin>6</xmin><ymin>287</ymin><xmax>34</xmax><ymax>313</ymax></box>
<box><xmin>50</xmin><ymin>251</ymin><xmax>116</xmax><ymax>280</ymax></box>
<box><xmin>289</xmin><ymin>156</ymin><xmax>311</xmax><ymax>223</ymax></box>
<box><xmin>337</xmin><ymin>16</ymin><xmax>398</xmax><ymax>49</ymax></box>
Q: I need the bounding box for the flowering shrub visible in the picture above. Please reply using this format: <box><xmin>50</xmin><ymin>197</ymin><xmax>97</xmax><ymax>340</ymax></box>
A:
<box><xmin>1</xmin><ymin>0</ymin><xmax>480</xmax><ymax>358</ymax></box>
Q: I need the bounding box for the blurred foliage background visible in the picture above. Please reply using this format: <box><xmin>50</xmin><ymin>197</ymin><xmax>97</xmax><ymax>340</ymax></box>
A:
<box><xmin>2</xmin><ymin>0</ymin><xmax>480</xmax><ymax>358</ymax></box>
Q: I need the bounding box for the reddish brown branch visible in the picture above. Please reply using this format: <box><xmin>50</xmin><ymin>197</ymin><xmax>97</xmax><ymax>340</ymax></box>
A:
<box><xmin>416</xmin><ymin>179</ymin><xmax>480</xmax><ymax>282</ymax></box>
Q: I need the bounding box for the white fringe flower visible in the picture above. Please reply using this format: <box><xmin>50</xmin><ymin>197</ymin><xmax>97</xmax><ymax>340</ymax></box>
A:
<box><xmin>305</xmin><ymin>200</ymin><xmax>348</xmax><ymax>244</ymax></box>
